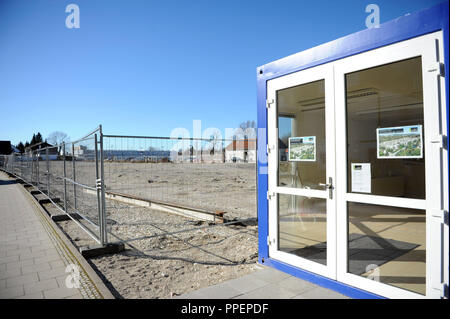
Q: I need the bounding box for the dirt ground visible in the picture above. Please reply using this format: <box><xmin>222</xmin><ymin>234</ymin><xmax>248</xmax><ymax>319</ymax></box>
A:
<box><xmin>103</xmin><ymin>162</ymin><xmax>257</xmax><ymax>220</ymax></box>
<box><xmin>8</xmin><ymin>161</ymin><xmax>258</xmax><ymax>298</ymax></box>
<box><xmin>31</xmin><ymin>162</ymin><xmax>259</xmax><ymax>299</ymax></box>
<box><xmin>36</xmin><ymin>161</ymin><xmax>256</xmax><ymax>220</ymax></box>
<box><xmin>45</xmin><ymin>202</ymin><xmax>258</xmax><ymax>299</ymax></box>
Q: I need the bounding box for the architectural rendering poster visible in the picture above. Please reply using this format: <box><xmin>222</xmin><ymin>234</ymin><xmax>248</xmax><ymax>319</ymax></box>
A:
<box><xmin>288</xmin><ymin>136</ymin><xmax>316</xmax><ymax>162</ymax></box>
<box><xmin>376</xmin><ymin>125</ymin><xmax>423</xmax><ymax>159</ymax></box>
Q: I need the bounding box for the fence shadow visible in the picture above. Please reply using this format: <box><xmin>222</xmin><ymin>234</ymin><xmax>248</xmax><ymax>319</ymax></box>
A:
<box><xmin>0</xmin><ymin>179</ymin><xmax>18</xmax><ymax>185</ymax></box>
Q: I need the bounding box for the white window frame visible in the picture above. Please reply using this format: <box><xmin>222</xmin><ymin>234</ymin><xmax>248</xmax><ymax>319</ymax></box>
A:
<box><xmin>267</xmin><ymin>63</ymin><xmax>337</xmax><ymax>279</ymax></box>
<box><xmin>334</xmin><ymin>31</ymin><xmax>447</xmax><ymax>299</ymax></box>
<box><xmin>266</xmin><ymin>31</ymin><xmax>448</xmax><ymax>299</ymax></box>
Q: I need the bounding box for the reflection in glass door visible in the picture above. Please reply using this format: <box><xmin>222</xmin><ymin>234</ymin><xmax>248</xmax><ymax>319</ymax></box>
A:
<box><xmin>345</xmin><ymin>57</ymin><xmax>426</xmax><ymax>295</ymax></box>
<box><xmin>267</xmin><ymin>31</ymin><xmax>445</xmax><ymax>298</ymax></box>
<box><xmin>277</xmin><ymin>80</ymin><xmax>328</xmax><ymax>264</ymax></box>
<box><xmin>267</xmin><ymin>64</ymin><xmax>336</xmax><ymax>279</ymax></box>
<box><xmin>335</xmin><ymin>31</ymin><xmax>446</xmax><ymax>298</ymax></box>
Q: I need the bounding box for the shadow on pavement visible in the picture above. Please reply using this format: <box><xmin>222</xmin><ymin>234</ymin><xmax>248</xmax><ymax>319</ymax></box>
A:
<box><xmin>0</xmin><ymin>179</ymin><xmax>18</xmax><ymax>185</ymax></box>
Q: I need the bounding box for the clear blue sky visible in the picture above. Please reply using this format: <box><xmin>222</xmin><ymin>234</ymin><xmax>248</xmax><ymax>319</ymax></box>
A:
<box><xmin>0</xmin><ymin>0</ymin><xmax>446</xmax><ymax>145</ymax></box>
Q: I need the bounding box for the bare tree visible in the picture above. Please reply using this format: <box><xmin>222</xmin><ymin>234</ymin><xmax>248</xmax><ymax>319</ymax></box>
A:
<box><xmin>47</xmin><ymin>131</ymin><xmax>70</xmax><ymax>154</ymax></box>
<box><xmin>235</xmin><ymin>120</ymin><xmax>256</xmax><ymax>139</ymax></box>
<box><xmin>208</xmin><ymin>130</ymin><xmax>223</xmax><ymax>155</ymax></box>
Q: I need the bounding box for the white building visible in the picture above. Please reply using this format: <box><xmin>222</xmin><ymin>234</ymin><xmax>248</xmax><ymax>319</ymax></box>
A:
<box><xmin>225</xmin><ymin>139</ymin><xmax>256</xmax><ymax>163</ymax></box>
<box><xmin>73</xmin><ymin>145</ymin><xmax>87</xmax><ymax>157</ymax></box>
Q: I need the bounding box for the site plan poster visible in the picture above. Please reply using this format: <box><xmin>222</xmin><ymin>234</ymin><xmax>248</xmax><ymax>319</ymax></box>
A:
<box><xmin>377</xmin><ymin>125</ymin><xmax>423</xmax><ymax>159</ymax></box>
<box><xmin>288</xmin><ymin>136</ymin><xmax>316</xmax><ymax>162</ymax></box>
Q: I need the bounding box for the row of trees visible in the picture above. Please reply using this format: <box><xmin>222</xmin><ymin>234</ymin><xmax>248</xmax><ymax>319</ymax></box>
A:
<box><xmin>15</xmin><ymin>132</ymin><xmax>44</xmax><ymax>153</ymax></box>
<box><xmin>15</xmin><ymin>131</ymin><xmax>69</xmax><ymax>154</ymax></box>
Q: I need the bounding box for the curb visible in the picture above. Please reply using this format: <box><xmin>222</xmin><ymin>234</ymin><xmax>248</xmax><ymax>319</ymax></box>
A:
<box><xmin>14</xmin><ymin>175</ymin><xmax>115</xmax><ymax>299</ymax></box>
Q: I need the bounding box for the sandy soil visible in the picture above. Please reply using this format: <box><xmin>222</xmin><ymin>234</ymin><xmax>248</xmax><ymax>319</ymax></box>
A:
<box><xmin>32</xmin><ymin>161</ymin><xmax>256</xmax><ymax>221</ymax></box>
<box><xmin>43</xmin><ymin>200</ymin><xmax>258</xmax><ymax>299</ymax></box>
<box><xmin>103</xmin><ymin>162</ymin><xmax>257</xmax><ymax>220</ymax></box>
<box><xmin>31</xmin><ymin>162</ymin><xmax>259</xmax><ymax>299</ymax></box>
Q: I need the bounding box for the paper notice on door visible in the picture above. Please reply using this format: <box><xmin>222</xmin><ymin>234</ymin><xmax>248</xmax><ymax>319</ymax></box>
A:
<box><xmin>351</xmin><ymin>163</ymin><xmax>371</xmax><ymax>193</ymax></box>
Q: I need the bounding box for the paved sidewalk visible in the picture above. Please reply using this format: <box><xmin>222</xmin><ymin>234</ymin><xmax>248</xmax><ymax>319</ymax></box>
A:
<box><xmin>0</xmin><ymin>173</ymin><xmax>95</xmax><ymax>299</ymax></box>
<box><xmin>176</xmin><ymin>265</ymin><xmax>350</xmax><ymax>299</ymax></box>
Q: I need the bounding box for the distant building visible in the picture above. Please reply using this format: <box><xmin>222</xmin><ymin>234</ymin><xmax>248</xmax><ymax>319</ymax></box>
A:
<box><xmin>225</xmin><ymin>139</ymin><xmax>256</xmax><ymax>163</ymax></box>
<box><xmin>25</xmin><ymin>142</ymin><xmax>58</xmax><ymax>160</ymax></box>
<box><xmin>73</xmin><ymin>145</ymin><xmax>88</xmax><ymax>157</ymax></box>
<box><xmin>11</xmin><ymin>145</ymin><xmax>20</xmax><ymax>154</ymax></box>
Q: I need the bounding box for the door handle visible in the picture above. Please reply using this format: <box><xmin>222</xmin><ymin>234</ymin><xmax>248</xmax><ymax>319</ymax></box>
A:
<box><xmin>319</xmin><ymin>177</ymin><xmax>333</xmax><ymax>199</ymax></box>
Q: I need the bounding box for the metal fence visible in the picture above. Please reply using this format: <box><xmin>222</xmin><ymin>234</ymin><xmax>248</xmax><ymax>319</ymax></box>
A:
<box><xmin>0</xmin><ymin>126</ymin><xmax>108</xmax><ymax>245</ymax></box>
<box><xmin>102</xmin><ymin>135</ymin><xmax>257</xmax><ymax>221</ymax></box>
<box><xmin>0</xmin><ymin>126</ymin><xmax>257</xmax><ymax>247</ymax></box>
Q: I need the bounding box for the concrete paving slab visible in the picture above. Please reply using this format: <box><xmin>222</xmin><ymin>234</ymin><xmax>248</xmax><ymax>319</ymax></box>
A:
<box><xmin>277</xmin><ymin>275</ymin><xmax>317</xmax><ymax>295</ymax></box>
<box><xmin>189</xmin><ymin>282</ymin><xmax>243</xmax><ymax>299</ymax></box>
<box><xmin>6</xmin><ymin>259</ymin><xmax>34</xmax><ymax>271</ymax></box>
<box><xmin>248</xmin><ymin>267</ymin><xmax>291</xmax><ymax>284</ymax></box>
<box><xmin>0</xmin><ymin>172</ymin><xmax>114</xmax><ymax>299</ymax></box>
<box><xmin>0</xmin><ymin>268</ymin><xmax>21</xmax><ymax>280</ymax></box>
<box><xmin>293</xmin><ymin>287</ymin><xmax>350</xmax><ymax>299</ymax></box>
<box><xmin>0</xmin><ymin>255</ymin><xmax>20</xmax><ymax>265</ymax></box>
<box><xmin>5</xmin><ymin>273</ymin><xmax>39</xmax><ymax>288</ymax></box>
<box><xmin>33</xmin><ymin>254</ymin><xmax>62</xmax><ymax>266</ymax></box>
<box><xmin>15</xmin><ymin>292</ymin><xmax>44</xmax><ymax>299</ymax></box>
<box><xmin>43</xmin><ymin>286</ymin><xmax>81</xmax><ymax>299</ymax></box>
<box><xmin>0</xmin><ymin>285</ymin><xmax>25</xmax><ymax>299</ymax></box>
<box><xmin>37</xmin><ymin>266</ymin><xmax>67</xmax><ymax>282</ymax></box>
<box><xmin>220</xmin><ymin>274</ymin><xmax>269</xmax><ymax>294</ymax></box>
<box><xmin>21</xmin><ymin>262</ymin><xmax>52</xmax><ymax>275</ymax></box>
<box><xmin>233</xmin><ymin>282</ymin><xmax>297</xmax><ymax>299</ymax></box>
<box><xmin>24</xmin><ymin>278</ymin><xmax>58</xmax><ymax>295</ymax></box>
<box><xmin>176</xmin><ymin>265</ymin><xmax>350</xmax><ymax>299</ymax></box>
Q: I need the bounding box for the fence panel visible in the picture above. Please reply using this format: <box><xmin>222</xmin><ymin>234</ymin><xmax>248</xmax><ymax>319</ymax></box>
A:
<box><xmin>102</xmin><ymin>135</ymin><xmax>257</xmax><ymax>222</ymax></box>
<box><xmin>63</xmin><ymin>129</ymin><xmax>105</xmax><ymax>244</ymax></box>
<box><xmin>0</xmin><ymin>127</ymin><xmax>107</xmax><ymax>245</ymax></box>
<box><xmin>0</xmin><ymin>126</ymin><xmax>258</xmax><ymax>248</ymax></box>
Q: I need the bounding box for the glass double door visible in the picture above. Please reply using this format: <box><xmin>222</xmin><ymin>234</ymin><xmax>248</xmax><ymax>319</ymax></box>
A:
<box><xmin>267</xmin><ymin>31</ymin><xmax>447</xmax><ymax>298</ymax></box>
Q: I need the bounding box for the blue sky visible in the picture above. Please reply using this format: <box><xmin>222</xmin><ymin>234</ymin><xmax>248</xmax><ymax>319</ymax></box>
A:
<box><xmin>0</xmin><ymin>0</ymin><xmax>446</xmax><ymax>146</ymax></box>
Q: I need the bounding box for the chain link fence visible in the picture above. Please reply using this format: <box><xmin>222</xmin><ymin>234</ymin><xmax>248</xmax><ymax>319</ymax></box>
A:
<box><xmin>102</xmin><ymin>135</ymin><xmax>257</xmax><ymax>221</ymax></box>
<box><xmin>0</xmin><ymin>126</ymin><xmax>257</xmax><ymax>246</ymax></box>
<box><xmin>0</xmin><ymin>126</ymin><xmax>107</xmax><ymax>245</ymax></box>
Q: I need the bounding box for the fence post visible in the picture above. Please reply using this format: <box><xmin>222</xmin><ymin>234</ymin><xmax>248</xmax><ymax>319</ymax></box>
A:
<box><xmin>244</xmin><ymin>134</ymin><xmax>248</xmax><ymax>163</ymax></box>
<box><xmin>46</xmin><ymin>148</ymin><xmax>50</xmax><ymax>196</ymax></box>
<box><xmin>28</xmin><ymin>151</ymin><xmax>33</xmax><ymax>185</ymax></box>
<box><xmin>31</xmin><ymin>152</ymin><xmax>36</xmax><ymax>185</ymax></box>
<box><xmin>94</xmin><ymin>133</ymin><xmax>102</xmax><ymax>235</ymax></box>
<box><xmin>72</xmin><ymin>144</ymin><xmax>77</xmax><ymax>211</ymax></box>
<box><xmin>63</xmin><ymin>143</ymin><xmax>67</xmax><ymax>213</ymax></box>
<box><xmin>99</xmin><ymin>125</ymin><xmax>108</xmax><ymax>245</ymax></box>
<box><xmin>36</xmin><ymin>152</ymin><xmax>39</xmax><ymax>188</ymax></box>
<box><xmin>222</xmin><ymin>138</ymin><xmax>225</xmax><ymax>163</ymax></box>
<box><xmin>29</xmin><ymin>152</ymin><xmax>32</xmax><ymax>183</ymax></box>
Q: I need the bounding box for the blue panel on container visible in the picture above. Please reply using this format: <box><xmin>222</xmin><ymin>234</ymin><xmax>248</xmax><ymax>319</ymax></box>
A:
<box><xmin>256</xmin><ymin>1</ymin><xmax>449</xmax><ymax>298</ymax></box>
<box><xmin>263</xmin><ymin>258</ymin><xmax>385</xmax><ymax>299</ymax></box>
